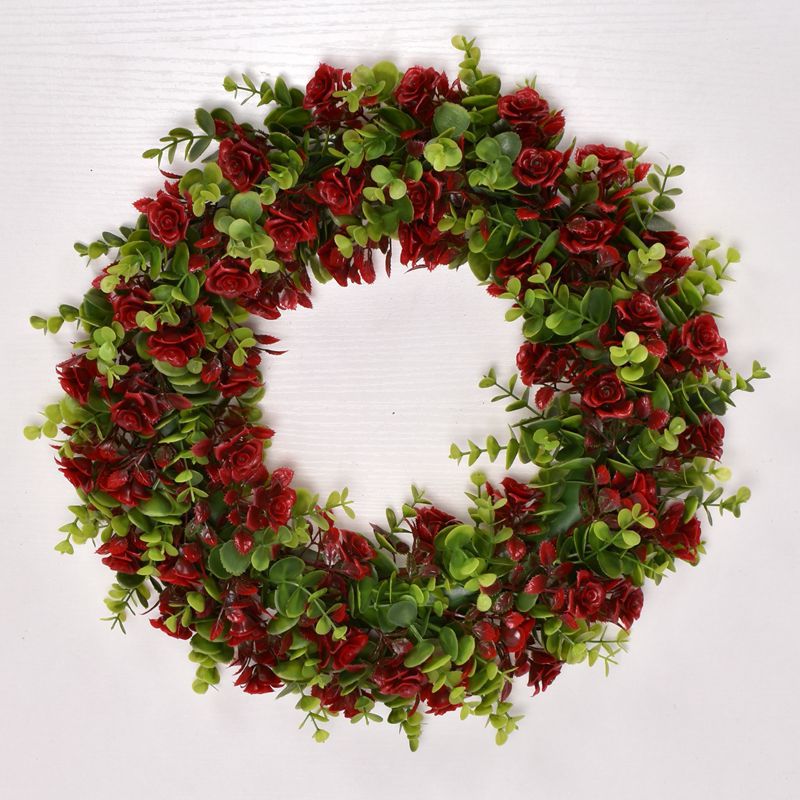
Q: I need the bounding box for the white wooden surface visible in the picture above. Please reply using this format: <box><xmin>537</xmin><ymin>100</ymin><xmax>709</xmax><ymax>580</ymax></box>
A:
<box><xmin>2</xmin><ymin>2</ymin><xmax>799</xmax><ymax>798</ymax></box>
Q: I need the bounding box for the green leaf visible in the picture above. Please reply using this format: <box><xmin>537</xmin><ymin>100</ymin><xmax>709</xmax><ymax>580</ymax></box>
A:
<box><xmin>195</xmin><ymin>108</ymin><xmax>216</xmax><ymax>136</ymax></box>
<box><xmin>387</xmin><ymin>599</ymin><xmax>417</xmax><ymax>628</ymax></box>
<box><xmin>250</xmin><ymin>544</ymin><xmax>271</xmax><ymax>571</ymax></box>
<box><xmin>219</xmin><ymin>540</ymin><xmax>251</xmax><ymax>577</ymax></box>
<box><xmin>403</xmin><ymin>640</ymin><xmax>435</xmax><ymax>668</ymax></box>
<box><xmin>269</xmin><ymin>556</ymin><xmax>306</xmax><ymax>583</ymax></box>
<box><xmin>230</xmin><ymin>192</ymin><xmax>263</xmax><ymax>224</ymax></box>
<box><xmin>433</xmin><ymin>102</ymin><xmax>471</xmax><ymax>138</ymax></box>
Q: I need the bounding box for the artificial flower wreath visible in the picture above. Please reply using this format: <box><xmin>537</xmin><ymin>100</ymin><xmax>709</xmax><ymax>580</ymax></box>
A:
<box><xmin>28</xmin><ymin>37</ymin><xmax>766</xmax><ymax>748</ymax></box>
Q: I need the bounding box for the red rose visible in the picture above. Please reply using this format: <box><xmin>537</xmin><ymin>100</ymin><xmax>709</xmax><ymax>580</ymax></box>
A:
<box><xmin>512</xmin><ymin>147</ymin><xmax>564</xmax><ymax>188</ymax></box>
<box><xmin>56</xmin><ymin>354</ymin><xmax>98</xmax><ymax>404</ymax></box>
<box><xmin>516</xmin><ymin>342</ymin><xmax>567</xmax><ymax>386</ymax></box>
<box><xmin>406</xmin><ymin>172</ymin><xmax>446</xmax><ymax>224</ymax></box>
<box><xmin>615</xmin><ymin>292</ymin><xmax>662</xmax><ymax>332</ymax></box>
<box><xmin>213</xmin><ymin>433</ymin><xmax>266</xmax><ymax>486</ymax></box>
<box><xmin>245</xmin><ymin>474</ymin><xmax>296</xmax><ymax>531</ymax></box>
<box><xmin>264</xmin><ymin>201</ymin><xmax>318</xmax><ymax>253</ymax></box>
<box><xmin>575</xmin><ymin>144</ymin><xmax>631</xmax><ymax>185</ymax></box>
<box><xmin>217</xmin><ymin>137</ymin><xmax>268</xmax><ymax>192</ymax></box>
<box><xmin>205</xmin><ymin>257</ymin><xmax>262</xmax><ymax>299</ymax></box>
<box><xmin>398</xmin><ymin>221</ymin><xmax>460</xmax><ymax>267</ymax></box>
<box><xmin>679</xmin><ymin>414</ymin><xmax>725</xmax><ymax>460</ymax></box>
<box><xmin>56</xmin><ymin>454</ymin><xmax>94</xmax><ymax>491</ymax></box>
<box><xmin>657</xmin><ymin>503</ymin><xmax>702</xmax><ymax>562</ymax></box>
<box><xmin>112</xmin><ymin>287</ymin><xmax>151</xmax><ymax>331</ymax></box>
<box><xmin>218</xmin><ymin>365</ymin><xmax>262</xmax><ymax>397</ymax></box>
<box><xmin>582</xmin><ymin>372</ymin><xmax>633</xmax><ymax>419</ymax></box>
<box><xmin>497</xmin><ymin>87</ymin><xmax>564</xmax><ymax>145</ymax></box>
<box><xmin>303</xmin><ymin>63</ymin><xmax>350</xmax><ymax>122</ymax></box>
<box><xmin>96</xmin><ymin>534</ymin><xmax>146</xmax><ymax>574</ymax></box>
<box><xmin>527</xmin><ymin>648</ymin><xmax>562</xmax><ymax>695</ymax></box>
<box><xmin>616</xmin><ymin>583</ymin><xmax>644</xmax><ymax>630</ymax></box>
<box><xmin>394</xmin><ymin>66</ymin><xmax>450</xmax><ymax>124</ymax></box>
<box><xmin>96</xmin><ymin>464</ymin><xmax>152</xmax><ymax>506</ymax></box>
<box><xmin>678</xmin><ymin>313</ymin><xmax>728</xmax><ymax>367</ymax></box>
<box><xmin>142</xmin><ymin>189</ymin><xmax>189</xmax><ymax>247</ymax></box>
<box><xmin>318</xmin><ymin>238</ymin><xmax>376</xmax><ymax>287</ymax></box>
<box><xmin>372</xmin><ymin>656</ymin><xmax>426</xmax><ymax>698</ymax></box>
<box><xmin>330</xmin><ymin>629</ymin><xmax>369</xmax><ymax>670</ymax></box>
<box><xmin>147</xmin><ymin>324</ymin><xmax>205</xmax><ymax>367</ymax></box>
<box><xmin>569</xmin><ymin>570</ymin><xmax>607</xmax><ymax>618</ymax></box>
<box><xmin>109</xmin><ymin>391</ymin><xmax>162</xmax><ymax>436</ymax></box>
<box><xmin>559</xmin><ymin>215</ymin><xmax>617</xmax><ymax>254</ymax></box>
<box><xmin>312</xmin><ymin>167</ymin><xmax>364</xmax><ymax>216</ymax></box>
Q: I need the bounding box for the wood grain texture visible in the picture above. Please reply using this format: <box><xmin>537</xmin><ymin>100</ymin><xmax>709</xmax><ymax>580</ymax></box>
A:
<box><xmin>1</xmin><ymin>2</ymin><xmax>799</xmax><ymax>798</ymax></box>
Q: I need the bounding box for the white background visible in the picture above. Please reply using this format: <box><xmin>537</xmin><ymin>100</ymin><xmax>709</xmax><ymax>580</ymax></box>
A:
<box><xmin>1</xmin><ymin>1</ymin><xmax>799</xmax><ymax>798</ymax></box>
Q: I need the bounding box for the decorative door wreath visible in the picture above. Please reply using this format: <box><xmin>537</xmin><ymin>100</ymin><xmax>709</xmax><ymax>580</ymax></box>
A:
<box><xmin>28</xmin><ymin>37</ymin><xmax>766</xmax><ymax>748</ymax></box>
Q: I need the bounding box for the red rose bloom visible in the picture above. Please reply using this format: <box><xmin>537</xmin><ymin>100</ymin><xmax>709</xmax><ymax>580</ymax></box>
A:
<box><xmin>497</xmin><ymin>86</ymin><xmax>564</xmax><ymax>145</ymax></box>
<box><xmin>205</xmin><ymin>257</ymin><xmax>262</xmax><ymax>299</ymax></box>
<box><xmin>569</xmin><ymin>570</ymin><xmax>607</xmax><ymax>619</ymax></box>
<box><xmin>141</xmin><ymin>189</ymin><xmax>189</xmax><ymax>247</ymax></box>
<box><xmin>616</xmin><ymin>583</ymin><xmax>644</xmax><ymax>630</ymax></box>
<box><xmin>559</xmin><ymin>215</ymin><xmax>617</xmax><ymax>254</ymax></box>
<box><xmin>657</xmin><ymin>503</ymin><xmax>702</xmax><ymax>562</ymax></box>
<box><xmin>575</xmin><ymin>144</ymin><xmax>631</xmax><ymax>185</ymax></box>
<box><xmin>527</xmin><ymin>648</ymin><xmax>563</xmax><ymax>695</ymax></box>
<box><xmin>217</xmin><ymin>137</ymin><xmax>268</xmax><ymax>192</ymax></box>
<box><xmin>582</xmin><ymin>372</ymin><xmax>633</xmax><ymax>419</ymax></box>
<box><xmin>372</xmin><ymin>656</ymin><xmax>426</xmax><ymax>698</ymax></box>
<box><xmin>212</xmin><ymin>432</ymin><xmax>267</xmax><ymax>485</ymax></box>
<box><xmin>265</xmin><ymin>201</ymin><xmax>318</xmax><ymax>253</ymax></box>
<box><xmin>615</xmin><ymin>292</ymin><xmax>662</xmax><ymax>332</ymax></box>
<box><xmin>516</xmin><ymin>342</ymin><xmax>568</xmax><ymax>386</ymax></box>
<box><xmin>678</xmin><ymin>313</ymin><xmax>728</xmax><ymax>367</ymax></box>
<box><xmin>513</xmin><ymin>147</ymin><xmax>564</xmax><ymax>188</ymax></box>
<box><xmin>394</xmin><ymin>66</ymin><xmax>450</xmax><ymax>124</ymax></box>
<box><xmin>57</xmin><ymin>454</ymin><xmax>94</xmax><ymax>492</ymax></box>
<box><xmin>406</xmin><ymin>172</ymin><xmax>446</xmax><ymax>224</ymax></box>
<box><xmin>312</xmin><ymin>167</ymin><xmax>364</xmax><ymax>216</ymax></box>
<box><xmin>679</xmin><ymin>414</ymin><xmax>725</xmax><ymax>460</ymax></box>
<box><xmin>218</xmin><ymin>365</ymin><xmax>262</xmax><ymax>397</ymax></box>
<box><xmin>147</xmin><ymin>323</ymin><xmax>205</xmax><ymax>367</ymax></box>
<box><xmin>112</xmin><ymin>287</ymin><xmax>151</xmax><ymax>331</ymax></box>
<box><xmin>109</xmin><ymin>391</ymin><xmax>162</xmax><ymax>436</ymax></box>
<box><xmin>56</xmin><ymin>354</ymin><xmax>97</xmax><ymax>404</ymax></box>
<box><xmin>303</xmin><ymin>63</ymin><xmax>350</xmax><ymax>122</ymax></box>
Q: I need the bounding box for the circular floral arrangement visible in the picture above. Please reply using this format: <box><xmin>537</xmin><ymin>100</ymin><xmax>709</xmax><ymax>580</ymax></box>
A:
<box><xmin>28</xmin><ymin>37</ymin><xmax>767</xmax><ymax>748</ymax></box>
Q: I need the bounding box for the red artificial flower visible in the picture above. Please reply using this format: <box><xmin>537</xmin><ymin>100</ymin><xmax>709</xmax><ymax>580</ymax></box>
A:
<box><xmin>311</xmin><ymin>167</ymin><xmax>364</xmax><ymax>216</ymax></box>
<box><xmin>264</xmin><ymin>199</ymin><xmax>318</xmax><ymax>253</ymax></box>
<box><xmin>516</xmin><ymin>342</ymin><xmax>568</xmax><ymax>386</ymax></box>
<box><xmin>679</xmin><ymin>413</ymin><xmax>725</xmax><ymax>460</ymax></box>
<box><xmin>317</xmin><ymin>238</ymin><xmax>376</xmax><ymax>287</ymax></box>
<box><xmin>147</xmin><ymin>323</ymin><xmax>205</xmax><ymax>367</ymax></box>
<box><xmin>212</xmin><ymin>430</ymin><xmax>268</xmax><ymax>485</ymax></box>
<box><xmin>394</xmin><ymin>66</ymin><xmax>450</xmax><ymax>124</ymax></box>
<box><xmin>406</xmin><ymin>172</ymin><xmax>447</xmax><ymax>224</ymax></box>
<box><xmin>497</xmin><ymin>86</ymin><xmax>565</xmax><ymax>145</ymax></box>
<box><xmin>112</xmin><ymin>286</ymin><xmax>151</xmax><ymax>331</ymax></box>
<box><xmin>657</xmin><ymin>503</ymin><xmax>702</xmax><ymax>562</ymax></box>
<box><xmin>56</xmin><ymin>354</ymin><xmax>97</xmax><ymax>404</ymax></box>
<box><xmin>303</xmin><ymin>63</ymin><xmax>351</xmax><ymax>122</ymax></box>
<box><xmin>136</xmin><ymin>186</ymin><xmax>189</xmax><ymax>247</ymax></box>
<box><xmin>678</xmin><ymin>313</ymin><xmax>728</xmax><ymax>367</ymax></box>
<box><xmin>205</xmin><ymin>257</ymin><xmax>262</xmax><ymax>298</ymax></box>
<box><xmin>527</xmin><ymin>648</ymin><xmax>563</xmax><ymax>695</ymax></box>
<box><xmin>559</xmin><ymin>215</ymin><xmax>618</xmax><ymax>254</ymax></box>
<box><xmin>568</xmin><ymin>570</ymin><xmax>607</xmax><ymax>619</ymax></box>
<box><xmin>581</xmin><ymin>371</ymin><xmax>633</xmax><ymax>419</ymax></box>
<box><xmin>109</xmin><ymin>391</ymin><xmax>162</xmax><ymax>436</ymax></box>
<box><xmin>574</xmin><ymin>144</ymin><xmax>631</xmax><ymax>185</ymax></box>
<box><xmin>217</xmin><ymin>137</ymin><xmax>268</xmax><ymax>192</ymax></box>
<box><xmin>512</xmin><ymin>147</ymin><xmax>565</xmax><ymax>188</ymax></box>
<box><xmin>371</xmin><ymin>656</ymin><xmax>426</xmax><ymax>698</ymax></box>
<box><xmin>615</xmin><ymin>292</ymin><xmax>662</xmax><ymax>332</ymax></box>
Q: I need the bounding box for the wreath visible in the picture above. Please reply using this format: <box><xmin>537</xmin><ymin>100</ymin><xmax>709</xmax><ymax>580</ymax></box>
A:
<box><xmin>28</xmin><ymin>36</ymin><xmax>767</xmax><ymax>748</ymax></box>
